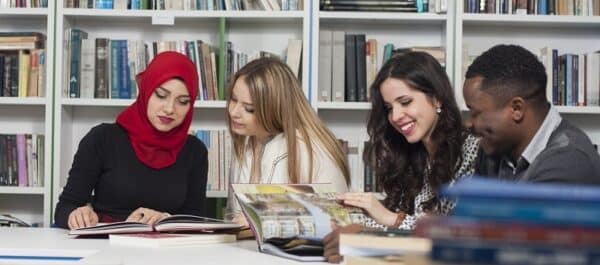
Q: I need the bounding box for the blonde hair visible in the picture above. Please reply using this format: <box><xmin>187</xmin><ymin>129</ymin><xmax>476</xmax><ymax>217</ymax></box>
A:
<box><xmin>225</xmin><ymin>57</ymin><xmax>350</xmax><ymax>186</ymax></box>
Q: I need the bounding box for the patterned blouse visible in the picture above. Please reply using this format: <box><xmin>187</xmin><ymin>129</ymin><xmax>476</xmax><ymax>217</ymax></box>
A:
<box><xmin>364</xmin><ymin>134</ymin><xmax>480</xmax><ymax>230</ymax></box>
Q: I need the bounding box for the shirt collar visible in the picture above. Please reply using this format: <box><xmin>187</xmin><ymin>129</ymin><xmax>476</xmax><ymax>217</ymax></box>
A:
<box><xmin>520</xmin><ymin>105</ymin><xmax>562</xmax><ymax>164</ymax></box>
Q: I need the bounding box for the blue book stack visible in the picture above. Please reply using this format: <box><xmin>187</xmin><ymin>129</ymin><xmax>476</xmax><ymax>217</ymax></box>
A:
<box><xmin>421</xmin><ymin>177</ymin><xmax>600</xmax><ymax>265</ymax></box>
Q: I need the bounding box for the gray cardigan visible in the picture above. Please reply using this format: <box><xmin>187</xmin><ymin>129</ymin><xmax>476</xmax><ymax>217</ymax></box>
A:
<box><xmin>476</xmin><ymin>119</ymin><xmax>600</xmax><ymax>185</ymax></box>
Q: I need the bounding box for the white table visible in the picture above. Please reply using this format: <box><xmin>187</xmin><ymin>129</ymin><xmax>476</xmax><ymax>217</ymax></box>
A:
<box><xmin>0</xmin><ymin>228</ymin><xmax>331</xmax><ymax>265</ymax></box>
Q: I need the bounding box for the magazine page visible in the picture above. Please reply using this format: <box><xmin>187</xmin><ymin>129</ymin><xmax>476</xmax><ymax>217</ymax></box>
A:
<box><xmin>232</xmin><ymin>184</ymin><xmax>365</xmax><ymax>242</ymax></box>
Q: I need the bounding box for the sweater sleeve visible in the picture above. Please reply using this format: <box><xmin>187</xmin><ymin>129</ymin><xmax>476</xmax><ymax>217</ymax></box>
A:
<box><xmin>54</xmin><ymin>124</ymin><xmax>106</xmax><ymax>229</ymax></box>
<box><xmin>177</xmin><ymin>138</ymin><xmax>208</xmax><ymax>216</ymax></box>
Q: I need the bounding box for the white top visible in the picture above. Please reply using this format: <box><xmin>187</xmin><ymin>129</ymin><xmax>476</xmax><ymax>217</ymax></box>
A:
<box><xmin>226</xmin><ymin>133</ymin><xmax>348</xmax><ymax>218</ymax></box>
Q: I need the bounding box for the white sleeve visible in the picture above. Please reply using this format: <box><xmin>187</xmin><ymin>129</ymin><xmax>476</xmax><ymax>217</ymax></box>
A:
<box><xmin>310</xmin><ymin>143</ymin><xmax>349</xmax><ymax>193</ymax></box>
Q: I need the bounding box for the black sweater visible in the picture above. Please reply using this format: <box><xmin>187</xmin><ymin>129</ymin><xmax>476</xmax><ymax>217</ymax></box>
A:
<box><xmin>54</xmin><ymin>123</ymin><xmax>208</xmax><ymax>229</ymax></box>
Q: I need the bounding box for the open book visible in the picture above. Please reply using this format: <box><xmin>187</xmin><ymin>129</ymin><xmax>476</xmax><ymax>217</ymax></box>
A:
<box><xmin>232</xmin><ymin>184</ymin><xmax>366</xmax><ymax>262</ymax></box>
<box><xmin>69</xmin><ymin>214</ymin><xmax>242</xmax><ymax>236</ymax></box>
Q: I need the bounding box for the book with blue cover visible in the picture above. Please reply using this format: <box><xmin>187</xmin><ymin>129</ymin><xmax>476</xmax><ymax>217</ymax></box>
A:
<box><xmin>441</xmin><ymin>176</ymin><xmax>600</xmax><ymax>203</ymax></box>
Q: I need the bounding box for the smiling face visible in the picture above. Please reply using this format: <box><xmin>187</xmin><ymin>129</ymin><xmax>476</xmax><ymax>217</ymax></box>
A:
<box><xmin>146</xmin><ymin>78</ymin><xmax>191</xmax><ymax>132</ymax></box>
<box><xmin>463</xmin><ymin>76</ymin><xmax>517</xmax><ymax>157</ymax></box>
<box><xmin>227</xmin><ymin>76</ymin><xmax>270</xmax><ymax>140</ymax></box>
<box><xmin>380</xmin><ymin>78</ymin><xmax>440</xmax><ymax>145</ymax></box>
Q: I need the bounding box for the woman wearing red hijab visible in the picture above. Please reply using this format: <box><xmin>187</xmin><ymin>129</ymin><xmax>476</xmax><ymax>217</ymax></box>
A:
<box><xmin>54</xmin><ymin>52</ymin><xmax>208</xmax><ymax>229</ymax></box>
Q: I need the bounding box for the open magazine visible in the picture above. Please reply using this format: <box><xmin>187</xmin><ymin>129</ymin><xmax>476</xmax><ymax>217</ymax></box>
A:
<box><xmin>69</xmin><ymin>214</ymin><xmax>242</xmax><ymax>236</ymax></box>
<box><xmin>232</xmin><ymin>184</ymin><xmax>366</xmax><ymax>262</ymax></box>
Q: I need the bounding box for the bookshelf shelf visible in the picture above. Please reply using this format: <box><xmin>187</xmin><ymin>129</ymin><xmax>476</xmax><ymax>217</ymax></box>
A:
<box><xmin>61</xmin><ymin>99</ymin><xmax>227</xmax><ymax>108</ymax></box>
<box><xmin>317</xmin><ymin>102</ymin><xmax>371</xmax><ymax>110</ymax></box>
<box><xmin>0</xmin><ymin>187</ymin><xmax>45</xmax><ymax>195</ymax></box>
<box><xmin>319</xmin><ymin>11</ymin><xmax>447</xmax><ymax>24</ymax></box>
<box><xmin>0</xmin><ymin>8</ymin><xmax>48</xmax><ymax>16</ymax></box>
<box><xmin>462</xmin><ymin>14</ymin><xmax>600</xmax><ymax>27</ymax></box>
<box><xmin>62</xmin><ymin>8</ymin><xmax>304</xmax><ymax>23</ymax></box>
<box><xmin>0</xmin><ymin>97</ymin><xmax>47</xmax><ymax>106</ymax></box>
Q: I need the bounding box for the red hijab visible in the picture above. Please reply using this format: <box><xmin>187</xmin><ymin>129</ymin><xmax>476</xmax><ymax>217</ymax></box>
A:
<box><xmin>116</xmin><ymin>51</ymin><xmax>199</xmax><ymax>169</ymax></box>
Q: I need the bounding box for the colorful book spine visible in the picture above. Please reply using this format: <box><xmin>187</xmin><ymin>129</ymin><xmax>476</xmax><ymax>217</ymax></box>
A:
<box><xmin>16</xmin><ymin>134</ymin><xmax>27</xmax><ymax>187</ymax></box>
<box><xmin>452</xmin><ymin>197</ymin><xmax>600</xmax><ymax>227</ymax></box>
<box><xmin>431</xmin><ymin>240</ymin><xmax>600</xmax><ymax>265</ymax></box>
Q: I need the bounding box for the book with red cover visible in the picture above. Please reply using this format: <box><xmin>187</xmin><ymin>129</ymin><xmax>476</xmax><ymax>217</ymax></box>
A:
<box><xmin>415</xmin><ymin>216</ymin><xmax>600</xmax><ymax>246</ymax></box>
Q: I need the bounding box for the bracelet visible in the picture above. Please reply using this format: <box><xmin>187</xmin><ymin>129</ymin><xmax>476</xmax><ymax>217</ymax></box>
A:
<box><xmin>392</xmin><ymin>212</ymin><xmax>405</xmax><ymax>228</ymax></box>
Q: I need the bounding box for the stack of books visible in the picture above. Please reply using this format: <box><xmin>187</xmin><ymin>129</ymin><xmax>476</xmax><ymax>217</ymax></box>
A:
<box><xmin>415</xmin><ymin>177</ymin><xmax>600</xmax><ymax>265</ymax></box>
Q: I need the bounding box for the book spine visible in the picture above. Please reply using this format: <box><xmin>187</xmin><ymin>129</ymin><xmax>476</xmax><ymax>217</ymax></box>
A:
<box><xmin>318</xmin><ymin>30</ymin><xmax>332</xmax><ymax>102</ymax></box>
<box><xmin>552</xmin><ymin>49</ymin><xmax>559</xmax><ymax>105</ymax></box>
<box><xmin>431</xmin><ymin>240</ymin><xmax>600</xmax><ymax>265</ymax></box>
<box><xmin>69</xmin><ymin>29</ymin><xmax>86</xmax><ymax>98</ymax></box>
<box><xmin>16</xmin><ymin>134</ymin><xmax>27</xmax><ymax>187</ymax></box>
<box><xmin>110</xmin><ymin>40</ymin><xmax>120</xmax><ymax>99</ymax></box>
<box><xmin>453</xmin><ymin>198</ymin><xmax>600</xmax><ymax>227</ymax></box>
<box><xmin>344</xmin><ymin>34</ymin><xmax>357</xmax><ymax>102</ymax></box>
<box><xmin>119</xmin><ymin>40</ymin><xmax>130</xmax><ymax>99</ymax></box>
<box><xmin>0</xmin><ymin>135</ymin><xmax>6</xmax><ymax>185</ymax></box>
<box><xmin>417</xmin><ymin>217</ymin><xmax>600</xmax><ymax>246</ymax></box>
<box><xmin>355</xmin><ymin>34</ymin><xmax>367</xmax><ymax>102</ymax></box>
<box><xmin>95</xmin><ymin>38</ymin><xmax>109</xmax><ymax>98</ymax></box>
<box><xmin>331</xmin><ymin>31</ymin><xmax>345</xmax><ymax>102</ymax></box>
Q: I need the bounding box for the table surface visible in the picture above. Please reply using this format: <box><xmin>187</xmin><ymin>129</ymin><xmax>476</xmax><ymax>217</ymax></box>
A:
<box><xmin>0</xmin><ymin>227</ymin><xmax>332</xmax><ymax>265</ymax></box>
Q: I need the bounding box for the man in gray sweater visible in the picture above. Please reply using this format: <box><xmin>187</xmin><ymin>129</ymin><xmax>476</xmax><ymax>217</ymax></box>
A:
<box><xmin>462</xmin><ymin>44</ymin><xmax>600</xmax><ymax>184</ymax></box>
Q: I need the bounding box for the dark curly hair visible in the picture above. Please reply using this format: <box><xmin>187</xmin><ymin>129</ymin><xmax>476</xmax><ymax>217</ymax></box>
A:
<box><xmin>364</xmin><ymin>52</ymin><xmax>466</xmax><ymax>215</ymax></box>
<box><xmin>465</xmin><ymin>44</ymin><xmax>548</xmax><ymax>107</ymax></box>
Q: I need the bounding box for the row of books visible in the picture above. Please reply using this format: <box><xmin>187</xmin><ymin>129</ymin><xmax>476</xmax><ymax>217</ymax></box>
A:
<box><xmin>192</xmin><ymin>130</ymin><xmax>232</xmax><ymax>192</ymax></box>
<box><xmin>318</xmin><ymin>30</ymin><xmax>444</xmax><ymax>103</ymax></box>
<box><xmin>0</xmin><ymin>0</ymin><xmax>47</xmax><ymax>8</ymax></box>
<box><xmin>465</xmin><ymin>0</ymin><xmax>600</xmax><ymax>16</ymax></box>
<box><xmin>0</xmin><ymin>134</ymin><xmax>45</xmax><ymax>187</ymax></box>
<box><xmin>0</xmin><ymin>32</ymin><xmax>46</xmax><ymax>98</ymax></box>
<box><xmin>66</xmin><ymin>29</ymin><xmax>220</xmax><ymax>100</ymax></box>
<box><xmin>0</xmin><ymin>49</ymin><xmax>46</xmax><ymax>98</ymax></box>
<box><xmin>540</xmin><ymin>48</ymin><xmax>600</xmax><ymax>107</ymax></box>
<box><xmin>320</xmin><ymin>0</ymin><xmax>448</xmax><ymax>13</ymax></box>
<box><xmin>416</xmin><ymin>177</ymin><xmax>600</xmax><ymax>264</ymax></box>
<box><xmin>66</xmin><ymin>0</ymin><xmax>303</xmax><ymax>11</ymax></box>
<box><xmin>66</xmin><ymin>28</ymin><xmax>303</xmax><ymax>101</ymax></box>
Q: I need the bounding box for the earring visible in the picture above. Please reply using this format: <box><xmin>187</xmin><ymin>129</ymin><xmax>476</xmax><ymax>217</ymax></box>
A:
<box><xmin>436</xmin><ymin>107</ymin><xmax>442</xmax><ymax>114</ymax></box>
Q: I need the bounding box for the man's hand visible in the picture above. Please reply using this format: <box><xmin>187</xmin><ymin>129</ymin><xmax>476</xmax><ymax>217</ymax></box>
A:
<box><xmin>322</xmin><ymin>224</ymin><xmax>363</xmax><ymax>263</ymax></box>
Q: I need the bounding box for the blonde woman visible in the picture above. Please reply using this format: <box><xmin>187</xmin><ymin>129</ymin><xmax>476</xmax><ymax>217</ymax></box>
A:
<box><xmin>225</xmin><ymin>57</ymin><xmax>350</xmax><ymax>226</ymax></box>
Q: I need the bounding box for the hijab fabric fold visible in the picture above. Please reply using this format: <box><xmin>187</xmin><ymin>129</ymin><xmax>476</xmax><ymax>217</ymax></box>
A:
<box><xmin>117</xmin><ymin>51</ymin><xmax>199</xmax><ymax>169</ymax></box>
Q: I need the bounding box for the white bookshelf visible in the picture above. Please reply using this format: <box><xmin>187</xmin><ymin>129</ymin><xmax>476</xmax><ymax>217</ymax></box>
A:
<box><xmin>52</xmin><ymin>0</ymin><xmax>311</xmax><ymax>215</ymax></box>
<box><xmin>455</xmin><ymin>1</ymin><xmax>600</xmax><ymax>144</ymax></box>
<box><xmin>0</xmin><ymin>4</ymin><xmax>55</xmax><ymax>227</ymax></box>
<box><xmin>311</xmin><ymin>3</ymin><xmax>456</xmax><ymax>191</ymax></box>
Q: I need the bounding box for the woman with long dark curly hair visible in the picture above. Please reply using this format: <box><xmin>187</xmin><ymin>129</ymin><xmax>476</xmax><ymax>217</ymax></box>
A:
<box><xmin>324</xmin><ymin>51</ymin><xmax>480</xmax><ymax>263</ymax></box>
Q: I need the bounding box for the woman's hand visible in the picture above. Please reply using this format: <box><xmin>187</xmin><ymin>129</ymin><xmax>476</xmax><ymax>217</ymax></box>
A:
<box><xmin>338</xmin><ymin>192</ymin><xmax>398</xmax><ymax>227</ymax></box>
<box><xmin>322</xmin><ymin>224</ymin><xmax>363</xmax><ymax>263</ymax></box>
<box><xmin>232</xmin><ymin>213</ymin><xmax>249</xmax><ymax>228</ymax></box>
<box><xmin>126</xmin><ymin>207</ymin><xmax>169</xmax><ymax>225</ymax></box>
<box><xmin>68</xmin><ymin>205</ymin><xmax>98</xmax><ymax>230</ymax></box>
